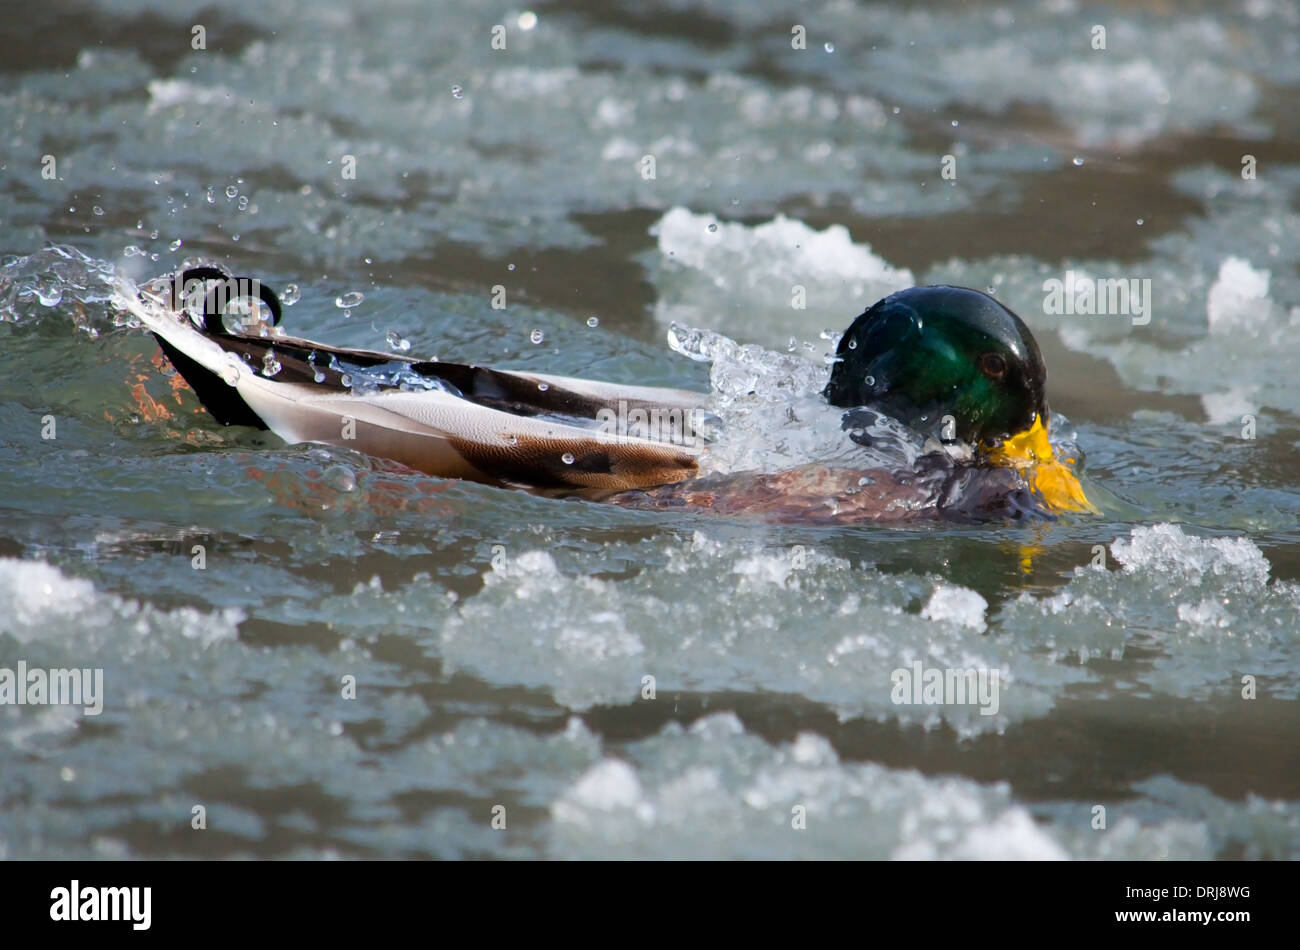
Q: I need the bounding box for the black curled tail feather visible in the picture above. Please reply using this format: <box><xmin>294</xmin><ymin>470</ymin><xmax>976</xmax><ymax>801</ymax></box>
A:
<box><xmin>163</xmin><ymin>267</ymin><xmax>283</xmax><ymax>334</ymax></box>
<box><xmin>151</xmin><ymin>267</ymin><xmax>286</xmax><ymax>428</ymax></box>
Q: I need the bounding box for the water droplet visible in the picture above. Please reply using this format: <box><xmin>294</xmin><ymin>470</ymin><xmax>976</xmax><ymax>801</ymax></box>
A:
<box><xmin>122</xmin><ymin>245</ymin><xmax>144</xmax><ymax>257</ymax></box>
<box><xmin>205</xmin><ymin>187</ymin><xmax>215</xmax><ymax>204</ymax></box>
<box><xmin>336</xmin><ymin>291</ymin><xmax>365</xmax><ymax>309</ymax></box>
<box><xmin>707</xmin><ymin>223</ymin><xmax>718</xmax><ymax>232</ymax></box>
<box><xmin>1071</xmin><ymin>157</ymin><xmax>1084</xmax><ymax>166</ymax></box>
<box><xmin>386</xmin><ymin>330</ymin><xmax>411</xmax><ymax>351</ymax></box>
<box><xmin>281</xmin><ymin>283</ymin><xmax>300</xmax><ymax>305</ymax></box>
<box><xmin>847</xmin><ymin>339</ymin><xmax>857</xmax><ymax>349</ymax></box>
<box><xmin>507</xmin><ymin>263</ymin><xmax>515</xmax><ymax>271</ymax></box>
<box><xmin>586</xmin><ymin>316</ymin><xmax>599</xmax><ymax>328</ymax></box>
<box><xmin>237</xmin><ymin>195</ymin><xmax>249</xmax><ymax>211</ymax></box>
<box><xmin>451</xmin><ymin>84</ymin><xmax>464</xmax><ymax>99</ymax></box>
<box><xmin>1136</xmin><ymin>218</ymin><xmax>1145</xmax><ymax>226</ymax></box>
<box><xmin>262</xmin><ymin>351</ymin><xmax>281</xmax><ymax>376</ymax></box>
<box><xmin>518</xmin><ymin>11</ymin><xmax>537</xmax><ymax>30</ymax></box>
<box><xmin>864</xmin><ymin>375</ymin><xmax>875</xmax><ymax>387</ymax></box>
<box><xmin>340</xmin><ymin>373</ymin><xmax>353</xmax><ymax>387</ymax></box>
<box><xmin>36</xmin><ymin>284</ymin><xmax>62</xmax><ymax>307</ymax></box>
<box><xmin>322</xmin><ymin>464</ymin><xmax>356</xmax><ymax>493</ymax></box>
<box><xmin>561</xmin><ymin>452</ymin><xmax>575</xmax><ymax>464</ymax></box>
<box><xmin>169</xmin><ymin>238</ymin><xmax>183</xmax><ymax>251</ymax></box>
<box><xmin>530</xmin><ymin>328</ymin><xmax>544</xmax><ymax>344</ymax></box>
<box><xmin>538</xmin><ymin>382</ymin><xmax>549</xmax><ymax>391</ymax></box>
<box><xmin>225</xmin><ymin>184</ymin><xmax>239</xmax><ymax>198</ymax></box>
<box><xmin>824</xmin><ymin>42</ymin><xmax>835</xmax><ymax>53</ymax></box>
<box><xmin>92</xmin><ymin>205</ymin><xmax>104</xmax><ymax>216</ymax></box>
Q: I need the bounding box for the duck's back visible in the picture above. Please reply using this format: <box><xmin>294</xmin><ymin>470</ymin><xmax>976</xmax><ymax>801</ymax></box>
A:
<box><xmin>130</xmin><ymin>271</ymin><xmax>706</xmax><ymax>493</ymax></box>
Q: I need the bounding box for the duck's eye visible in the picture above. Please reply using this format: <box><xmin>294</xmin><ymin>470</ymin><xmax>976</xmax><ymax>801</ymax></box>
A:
<box><xmin>980</xmin><ymin>353</ymin><xmax>1007</xmax><ymax>379</ymax></box>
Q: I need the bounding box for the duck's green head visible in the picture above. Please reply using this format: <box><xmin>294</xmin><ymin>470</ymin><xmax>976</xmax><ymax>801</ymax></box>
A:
<box><xmin>824</xmin><ymin>285</ymin><xmax>1094</xmax><ymax>513</ymax></box>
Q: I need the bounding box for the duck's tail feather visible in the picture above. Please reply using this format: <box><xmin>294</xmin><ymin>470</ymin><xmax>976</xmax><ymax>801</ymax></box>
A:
<box><xmin>124</xmin><ymin>269</ymin><xmax>706</xmax><ymax>493</ymax></box>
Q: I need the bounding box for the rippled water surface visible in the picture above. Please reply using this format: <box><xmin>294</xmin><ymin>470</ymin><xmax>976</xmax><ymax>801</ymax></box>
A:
<box><xmin>0</xmin><ymin>0</ymin><xmax>1297</xmax><ymax>859</ymax></box>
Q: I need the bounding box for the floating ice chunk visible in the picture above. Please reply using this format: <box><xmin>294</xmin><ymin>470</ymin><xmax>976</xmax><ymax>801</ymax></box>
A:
<box><xmin>921</xmin><ymin>585</ymin><xmax>989</xmax><ymax>633</ymax></box>
<box><xmin>443</xmin><ymin>536</ymin><xmax>1057</xmax><ymax>732</ymax></box>
<box><xmin>555</xmin><ymin>760</ymin><xmax>647</xmax><ymax>818</ymax></box>
<box><xmin>895</xmin><ymin>804</ymin><xmax>1069</xmax><ymax>861</ymax></box>
<box><xmin>1001</xmin><ymin>523</ymin><xmax>1298</xmax><ymax>700</ymax></box>
<box><xmin>145</xmin><ymin>79</ymin><xmax>238</xmax><ymax>114</ymax></box>
<box><xmin>549</xmin><ymin>714</ymin><xmax>1076</xmax><ymax>859</ymax></box>
<box><xmin>689</xmin><ymin>711</ymin><xmax>745</xmax><ymax>740</ymax></box>
<box><xmin>1110</xmin><ymin>523</ymin><xmax>1270</xmax><ymax>590</ymax></box>
<box><xmin>1129</xmin><ymin>776</ymin><xmax>1300</xmax><ymax>860</ymax></box>
<box><xmin>655</xmin><ymin>206</ymin><xmax>909</xmax><ymax>280</ymax></box>
<box><xmin>487</xmin><ymin>549</ymin><xmax>558</xmax><ymax>581</ymax></box>
<box><xmin>651</xmin><ymin>207</ymin><xmax>913</xmax><ymax>347</ymax></box>
<box><xmin>556</xmin><ymin>613</ymin><xmax>644</xmax><ymax>660</ymax></box>
<box><xmin>0</xmin><ymin>559</ymin><xmax>98</xmax><ymax>633</ymax></box>
<box><xmin>789</xmin><ymin>731</ymin><xmax>836</xmax><ymax>767</ymax></box>
<box><xmin>730</xmin><ymin>552</ymin><xmax>798</xmax><ymax>589</ymax></box>
<box><xmin>1201</xmin><ymin>387</ymin><xmax>1257</xmax><ymax>425</ymax></box>
<box><xmin>0</xmin><ymin>558</ymin><xmax>243</xmax><ymax>648</ymax></box>
<box><xmin>3</xmin><ymin>704</ymin><xmax>83</xmax><ymax>750</ymax></box>
<box><xmin>654</xmin><ymin>207</ymin><xmax>911</xmax><ymax>287</ymax></box>
<box><xmin>1207</xmin><ymin>257</ymin><xmax>1271</xmax><ymax>334</ymax></box>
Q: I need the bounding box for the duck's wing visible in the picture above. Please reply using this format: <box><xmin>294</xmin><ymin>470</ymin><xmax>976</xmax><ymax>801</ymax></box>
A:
<box><xmin>124</xmin><ymin>271</ymin><xmax>705</xmax><ymax>493</ymax></box>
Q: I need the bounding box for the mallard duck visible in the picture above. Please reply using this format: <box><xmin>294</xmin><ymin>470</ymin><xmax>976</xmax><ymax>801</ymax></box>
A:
<box><xmin>129</xmin><ymin>269</ymin><xmax>1094</xmax><ymax>522</ymax></box>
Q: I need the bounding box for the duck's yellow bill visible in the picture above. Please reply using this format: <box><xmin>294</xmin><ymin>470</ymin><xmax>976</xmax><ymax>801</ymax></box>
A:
<box><xmin>986</xmin><ymin>415</ymin><xmax>1097</xmax><ymax>514</ymax></box>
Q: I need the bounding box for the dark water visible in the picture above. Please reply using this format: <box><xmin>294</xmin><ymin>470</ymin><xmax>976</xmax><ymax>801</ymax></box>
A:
<box><xmin>0</xmin><ymin>0</ymin><xmax>1296</xmax><ymax>858</ymax></box>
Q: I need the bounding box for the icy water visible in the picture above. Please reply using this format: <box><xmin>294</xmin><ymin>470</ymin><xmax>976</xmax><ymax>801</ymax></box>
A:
<box><xmin>1</xmin><ymin>0</ymin><xmax>1298</xmax><ymax>859</ymax></box>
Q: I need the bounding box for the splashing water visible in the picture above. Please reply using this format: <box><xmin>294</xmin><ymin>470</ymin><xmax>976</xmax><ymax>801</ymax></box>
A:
<box><xmin>667</xmin><ymin>320</ymin><xmax>934</xmax><ymax>477</ymax></box>
<box><xmin>0</xmin><ymin>245</ymin><xmax>121</xmax><ymax>332</ymax></box>
<box><xmin>664</xmin><ymin>318</ymin><xmax>1087</xmax><ymax>519</ymax></box>
<box><xmin>333</xmin><ymin>357</ymin><xmax>464</xmax><ymax>397</ymax></box>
